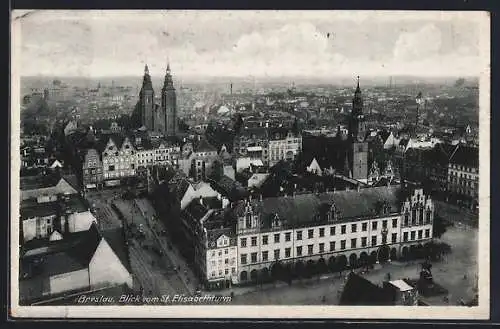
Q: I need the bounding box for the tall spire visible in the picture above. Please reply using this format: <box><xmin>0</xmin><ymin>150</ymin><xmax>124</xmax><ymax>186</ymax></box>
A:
<box><xmin>141</xmin><ymin>64</ymin><xmax>153</xmax><ymax>90</ymax></box>
<box><xmin>163</xmin><ymin>61</ymin><xmax>174</xmax><ymax>90</ymax></box>
<box><xmin>166</xmin><ymin>59</ymin><xmax>171</xmax><ymax>74</ymax></box>
<box><xmin>355</xmin><ymin>75</ymin><xmax>361</xmax><ymax>93</ymax></box>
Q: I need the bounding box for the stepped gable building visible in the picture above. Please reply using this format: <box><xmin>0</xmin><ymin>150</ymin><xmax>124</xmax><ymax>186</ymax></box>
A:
<box><xmin>134</xmin><ymin>63</ymin><xmax>177</xmax><ymax>137</ymax></box>
<box><xmin>301</xmin><ymin>78</ymin><xmax>369</xmax><ymax>182</ymax></box>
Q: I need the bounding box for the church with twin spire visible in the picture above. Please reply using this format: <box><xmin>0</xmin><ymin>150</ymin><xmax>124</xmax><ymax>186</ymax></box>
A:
<box><xmin>133</xmin><ymin>63</ymin><xmax>177</xmax><ymax>137</ymax></box>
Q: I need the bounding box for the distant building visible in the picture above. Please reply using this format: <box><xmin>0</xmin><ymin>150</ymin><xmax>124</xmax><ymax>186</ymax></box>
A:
<box><xmin>447</xmin><ymin>144</ymin><xmax>479</xmax><ymax>210</ymax></box>
<box><xmin>20</xmin><ymin>195</ymin><xmax>97</xmax><ymax>243</ymax></box>
<box><xmin>21</xmin><ymin>174</ymin><xmax>79</xmax><ymax>202</ymax></box>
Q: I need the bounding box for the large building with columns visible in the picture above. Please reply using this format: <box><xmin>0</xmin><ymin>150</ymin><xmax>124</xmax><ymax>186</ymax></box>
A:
<box><xmin>232</xmin><ymin>185</ymin><xmax>434</xmax><ymax>284</ymax></box>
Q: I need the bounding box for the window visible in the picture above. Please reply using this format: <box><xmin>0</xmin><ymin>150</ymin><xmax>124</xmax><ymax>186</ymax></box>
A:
<box><xmin>341</xmin><ymin>225</ymin><xmax>346</xmax><ymax>234</ymax></box>
<box><xmin>241</xmin><ymin>254</ymin><xmax>247</xmax><ymax>265</ymax></box>
<box><xmin>391</xmin><ymin>233</ymin><xmax>397</xmax><ymax>244</ymax></box>
<box><xmin>297</xmin><ymin>231</ymin><xmax>302</xmax><ymax>240</ymax></box>
<box><xmin>392</xmin><ymin>218</ymin><xmax>398</xmax><ymax>228</ymax></box>
<box><xmin>240</xmin><ymin>238</ymin><xmax>247</xmax><ymax>247</ymax></box>
<box><xmin>382</xmin><ymin>220</ymin><xmax>388</xmax><ymax>229</ymax></box>
<box><xmin>211</xmin><ymin>271</ymin><xmax>216</xmax><ymax>277</ymax></box>
<box><xmin>308</xmin><ymin>229</ymin><xmax>313</xmax><ymax>239</ymax></box>
<box><xmin>251</xmin><ymin>252</ymin><xmax>257</xmax><ymax>263</ymax></box>
<box><xmin>285</xmin><ymin>232</ymin><xmax>291</xmax><ymax>242</ymax></box>
<box><xmin>307</xmin><ymin>244</ymin><xmax>314</xmax><ymax>255</ymax></box>
<box><xmin>362</xmin><ymin>223</ymin><xmax>367</xmax><ymax>232</ymax></box>
<box><xmin>108</xmin><ymin>165</ymin><xmax>115</xmax><ymax>171</ymax></box>
<box><xmin>361</xmin><ymin>237</ymin><xmax>367</xmax><ymax>247</ymax></box>
<box><xmin>351</xmin><ymin>224</ymin><xmax>357</xmax><ymax>233</ymax></box>
<box><xmin>371</xmin><ymin>236</ymin><xmax>377</xmax><ymax>247</ymax></box>
<box><xmin>274</xmin><ymin>233</ymin><xmax>280</xmax><ymax>243</ymax></box>
<box><xmin>340</xmin><ymin>240</ymin><xmax>346</xmax><ymax>250</ymax></box>
<box><xmin>403</xmin><ymin>232</ymin><xmax>408</xmax><ymax>242</ymax></box>
<box><xmin>404</xmin><ymin>212</ymin><xmax>409</xmax><ymax>226</ymax></box>
<box><xmin>262</xmin><ymin>235</ymin><xmax>268</xmax><ymax>245</ymax></box>
<box><xmin>219</xmin><ymin>270</ymin><xmax>223</xmax><ymax>276</ymax></box>
<box><xmin>351</xmin><ymin>238</ymin><xmax>357</xmax><ymax>248</ymax></box>
<box><xmin>274</xmin><ymin>249</ymin><xmax>280</xmax><ymax>260</ymax></box>
<box><xmin>296</xmin><ymin>246</ymin><xmax>303</xmax><ymax>256</ymax></box>
<box><xmin>330</xmin><ymin>226</ymin><xmax>336</xmax><ymax>236</ymax></box>
<box><xmin>425</xmin><ymin>229</ymin><xmax>430</xmax><ymax>238</ymax></box>
<box><xmin>225</xmin><ymin>249</ymin><xmax>228</xmax><ymax>254</ymax></box>
<box><xmin>319</xmin><ymin>243</ymin><xmax>325</xmax><ymax>253</ymax></box>
<box><xmin>262</xmin><ymin>251</ymin><xmax>269</xmax><ymax>262</ymax></box>
<box><xmin>330</xmin><ymin>241</ymin><xmax>336</xmax><ymax>251</ymax></box>
<box><xmin>412</xmin><ymin>209</ymin><xmax>417</xmax><ymax>226</ymax></box>
<box><xmin>218</xmin><ymin>251</ymin><xmax>222</xmax><ymax>256</ymax></box>
<box><xmin>372</xmin><ymin>221</ymin><xmax>378</xmax><ymax>230</ymax></box>
<box><xmin>225</xmin><ymin>268</ymin><xmax>229</xmax><ymax>275</ymax></box>
<box><xmin>426</xmin><ymin>210</ymin><xmax>432</xmax><ymax>224</ymax></box>
<box><xmin>224</xmin><ymin>258</ymin><xmax>229</xmax><ymax>264</ymax></box>
<box><xmin>319</xmin><ymin>228</ymin><xmax>325</xmax><ymax>237</ymax></box>
<box><xmin>410</xmin><ymin>231</ymin><xmax>416</xmax><ymax>240</ymax></box>
<box><xmin>418</xmin><ymin>230</ymin><xmax>423</xmax><ymax>240</ymax></box>
<box><xmin>382</xmin><ymin>235</ymin><xmax>387</xmax><ymax>244</ymax></box>
<box><xmin>285</xmin><ymin>247</ymin><xmax>291</xmax><ymax>258</ymax></box>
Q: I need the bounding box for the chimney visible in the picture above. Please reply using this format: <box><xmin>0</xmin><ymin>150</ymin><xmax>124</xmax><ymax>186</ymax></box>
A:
<box><xmin>259</xmin><ymin>194</ymin><xmax>263</xmax><ymax>202</ymax></box>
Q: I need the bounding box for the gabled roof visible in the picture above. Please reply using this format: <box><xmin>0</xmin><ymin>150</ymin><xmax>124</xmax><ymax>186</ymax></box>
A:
<box><xmin>194</xmin><ymin>138</ymin><xmax>217</xmax><ymax>153</ymax></box>
<box><xmin>21</xmin><ymin>223</ymin><xmax>101</xmax><ymax>278</ymax></box>
<box><xmin>233</xmin><ymin>186</ymin><xmax>403</xmax><ymax>228</ymax></box>
<box><xmin>339</xmin><ymin>272</ymin><xmax>393</xmax><ymax>305</ymax></box>
<box><xmin>449</xmin><ymin>144</ymin><xmax>479</xmax><ymax>168</ymax></box>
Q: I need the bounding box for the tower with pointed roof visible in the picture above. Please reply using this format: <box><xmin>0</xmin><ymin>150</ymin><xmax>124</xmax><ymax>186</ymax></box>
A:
<box><xmin>348</xmin><ymin>76</ymin><xmax>369</xmax><ymax>182</ymax></box>
<box><xmin>139</xmin><ymin>64</ymin><xmax>155</xmax><ymax>131</ymax></box>
<box><xmin>161</xmin><ymin>62</ymin><xmax>177</xmax><ymax>137</ymax></box>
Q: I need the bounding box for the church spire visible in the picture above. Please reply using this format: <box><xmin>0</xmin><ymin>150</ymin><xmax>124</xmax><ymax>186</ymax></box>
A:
<box><xmin>163</xmin><ymin>61</ymin><xmax>174</xmax><ymax>90</ymax></box>
<box><xmin>141</xmin><ymin>64</ymin><xmax>153</xmax><ymax>91</ymax></box>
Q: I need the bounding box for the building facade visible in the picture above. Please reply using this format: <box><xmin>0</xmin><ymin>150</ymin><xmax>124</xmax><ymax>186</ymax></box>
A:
<box><xmin>232</xmin><ymin>187</ymin><xmax>433</xmax><ymax>284</ymax></box>
<box><xmin>101</xmin><ymin>136</ymin><xmax>137</xmax><ymax>186</ymax></box>
<box><xmin>447</xmin><ymin>144</ymin><xmax>479</xmax><ymax>210</ymax></box>
<box><xmin>82</xmin><ymin>148</ymin><xmax>104</xmax><ymax>189</ymax></box>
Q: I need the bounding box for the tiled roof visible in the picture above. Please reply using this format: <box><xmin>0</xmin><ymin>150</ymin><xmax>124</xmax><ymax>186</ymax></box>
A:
<box><xmin>195</xmin><ymin>138</ymin><xmax>217</xmax><ymax>153</ymax></box>
<box><xmin>340</xmin><ymin>272</ymin><xmax>393</xmax><ymax>305</ymax></box>
<box><xmin>21</xmin><ymin>223</ymin><xmax>101</xmax><ymax>277</ymax></box>
<box><xmin>449</xmin><ymin>144</ymin><xmax>479</xmax><ymax>168</ymax></box>
<box><xmin>233</xmin><ymin>186</ymin><xmax>403</xmax><ymax>229</ymax></box>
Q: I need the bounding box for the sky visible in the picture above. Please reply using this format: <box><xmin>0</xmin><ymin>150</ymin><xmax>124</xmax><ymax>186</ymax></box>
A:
<box><xmin>13</xmin><ymin>10</ymin><xmax>488</xmax><ymax>78</ymax></box>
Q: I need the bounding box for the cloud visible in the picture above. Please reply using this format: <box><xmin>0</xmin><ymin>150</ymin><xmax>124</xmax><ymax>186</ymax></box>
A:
<box><xmin>393</xmin><ymin>24</ymin><xmax>442</xmax><ymax>61</ymax></box>
<box><xmin>17</xmin><ymin>13</ymin><xmax>484</xmax><ymax>78</ymax></box>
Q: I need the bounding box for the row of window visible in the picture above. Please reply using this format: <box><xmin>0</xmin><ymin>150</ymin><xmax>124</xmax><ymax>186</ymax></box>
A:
<box><xmin>450</xmin><ymin>164</ymin><xmax>477</xmax><ymax>173</ymax></box>
<box><xmin>103</xmin><ymin>171</ymin><xmax>134</xmax><ymax>179</ymax></box>
<box><xmin>210</xmin><ymin>257</ymin><xmax>236</xmax><ymax>267</ymax></box>
<box><xmin>240</xmin><ymin>230</ymin><xmax>431</xmax><ymax>265</ymax></box>
<box><xmin>240</xmin><ymin>219</ymin><xmax>399</xmax><ymax>247</ymax></box>
<box><xmin>211</xmin><ymin>267</ymin><xmax>236</xmax><ymax>278</ymax></box>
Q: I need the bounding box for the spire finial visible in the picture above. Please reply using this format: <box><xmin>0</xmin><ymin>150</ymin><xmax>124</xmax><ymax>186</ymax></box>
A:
<box><xmin>357</xmin><ymin>75</ymin><xmax>360</xmax><ymax>88</ymax></box>
<box><xmin>145</xmin><ymin>64</ymin><xmax>149</xmax><ymax>75</ymax></box>
<box><xmin>167</xmin><ymin>57</ymin><xmax>171</xmax><ymax>73</ymax></box>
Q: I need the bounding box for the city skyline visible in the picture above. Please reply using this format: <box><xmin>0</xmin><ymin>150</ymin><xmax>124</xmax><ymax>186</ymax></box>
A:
<box><xmin>14</xmin><ymin>10</ymin><xmax>488</xmax><ymax>78</ymax></box>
